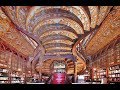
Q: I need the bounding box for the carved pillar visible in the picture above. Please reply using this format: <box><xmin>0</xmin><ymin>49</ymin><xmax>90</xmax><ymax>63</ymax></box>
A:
<box><xmin>39</xmin><ymin>45</ymin><xmax>45</xmax><ymax>82</ymax></box>
<box><xmin>31</xmin><ymin>62</ymin><xmax>33</xmax><ymax>78</ymax></box>
<box><xmin>8</xmin><ymin>52</ymin><xmax>12</xmax><ymax>84</ymax></box>
<box><xmin>27</xmin><ymin>56</ymin><xmax>33</xmax><ymax>78</ymax></box>
<box><xmin>74</xmin><ymin>61</ymin><xmax>77</xmax><ymax>83</ymax></box>
<box><xmin>89</xmin><ymin>59</ymin><xmax>93</xmax><ymax>83</ymax></box>
<box><xmin>24</xmin><ymin>59</ymin><xmax>27</xmax><ymax>84</ymax></box>
<box><xmin>38</xmin><ymin>52</ymin><xmax>44</xmax><ymax>82</ymax></box>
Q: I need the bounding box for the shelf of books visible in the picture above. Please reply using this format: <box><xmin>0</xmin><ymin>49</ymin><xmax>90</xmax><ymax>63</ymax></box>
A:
<box><xmin>0</xmin><ymin>50</ymin><xmax>27</xmax><ymax>84</ymax></box>
<box><xmin>108</xmin><ymin>64</ymin><xmax>120</xmax><ymax>83</ymax></box>
<box><xmin>0</xmin><ymin>69</ymin><xmax>9</xmax><ymax>84</ymax></box>
<box><xmin>84</xmin><ymin>69</ymin><xmax>90</xmax><ymax>82</ymax></box>
<box><xmin>91</xmin><ymin>41</ymin><xmax>120</xmax><ymax>83</ymax></box>
<box><xmin>108</xmin><ymin>42</ymin><xmax>120</xmax><ymax>83</ymax></box>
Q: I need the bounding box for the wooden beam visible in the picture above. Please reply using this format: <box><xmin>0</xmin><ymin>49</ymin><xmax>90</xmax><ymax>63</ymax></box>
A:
<box><xmin>16</xmin><ymin>26</ymin><xmax>40</xmax><ymax>45</ymax></box>
<box><xmin>43</xmin><ymin>54</ymin><xmax>76</xmax><ymax>62</ymax></box>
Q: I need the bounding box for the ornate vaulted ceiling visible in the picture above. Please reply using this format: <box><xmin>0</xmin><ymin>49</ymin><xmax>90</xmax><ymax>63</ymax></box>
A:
<box><xmin>0</xmin><ymin>6</ymin><xmax>119</xmax><ymax>75</ymax></box>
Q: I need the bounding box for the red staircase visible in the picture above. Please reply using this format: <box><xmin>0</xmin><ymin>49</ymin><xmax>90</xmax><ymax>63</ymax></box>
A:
<box><xmin>51</xmin><ymin>73</ymin><xmax>66</xmax><ymax>84</ymax></box>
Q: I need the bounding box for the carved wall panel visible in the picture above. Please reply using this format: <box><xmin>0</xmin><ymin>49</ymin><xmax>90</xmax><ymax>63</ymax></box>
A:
<box><xmin>86</xmin><ymin>7</ymin><xmax>120</xmax><ymax>55</ymax></box>
<box><xmin>0</xmin><ymin>16</ymin><xmax>34</xmax><ymax>56</ymax></box>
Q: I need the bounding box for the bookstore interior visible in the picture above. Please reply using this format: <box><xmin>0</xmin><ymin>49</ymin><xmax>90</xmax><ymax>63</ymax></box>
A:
<box><xmin>0</xmin><ymin>6</ymin><xmax>120</xmax><ymax>84</ymax></box>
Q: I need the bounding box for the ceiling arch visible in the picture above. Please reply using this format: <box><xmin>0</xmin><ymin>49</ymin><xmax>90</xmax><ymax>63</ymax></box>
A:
<box><xmin>33</xmin><ymin>17</ymin><xmax>84</xmax><ymax>35</ymax></box>
<box><xmin>45</xmin><ymin>49</ymin><xmax>71</xmax><ymax>53</ymax></box>
<box><xmin>41</xmin><ymin>34</ymin><xmax>73</xmax><ymax>43</ymax></box>
<box><xmin>1</xmin><ymin>6</ymin><xmax>115</xmax><ymax>75</ymax></box>
<box><xmin>97</xmin><ymin>6</ymin><xmax>113</xmax><ymax>25</ymax></box>
<box><xmin>45</xmin><ymin>51</ymin><xmax>72</xmax><ymax>56</ymax></box>
<box><xmin>44</xmin><ymin>43</ymin><xmax>72</xmax><ymax>49</ymax></box>
<box><xmin>45</xmin><ymin>47</ymin><xmax>72</xmax><ymax>51</ymax></box>
<box><xmin>88</xmin><ymin>6</ymin><xmax>99</xmax><ymax>28</ymax></box>
<box><xmin>34</xmin><ymin>24</ymin><xmax>78</xmax><ymax>36</ymax></box>
<box><xmin>16</xmin><ymin>6</ymin><xmax>31</xmax><ymax>30</ymax></box>
<box><xmin>42</xmin><ymin>39</ymin><xmax>73</xmax><ymax>46</ymax></box>
<box><xmin>39</xmin><ymin>30</ymin><xmax>78</xmax><ymax>40</ymax></box>
<box><xmin>26</xmin><ymin>6</ymin><xmax>90</xmax><ymax>32</ymax></box>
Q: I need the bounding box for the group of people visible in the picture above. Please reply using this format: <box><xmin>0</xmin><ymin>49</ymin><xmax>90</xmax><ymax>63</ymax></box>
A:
<box><xmin>31</xmin><ymin>78</ymin><xmax>40</xmax><ymax>83</ymax></box>
<box><xmin>101</xmin><ymin>76</ymin><xmax>108</xmax><ymax>84</ymax></box>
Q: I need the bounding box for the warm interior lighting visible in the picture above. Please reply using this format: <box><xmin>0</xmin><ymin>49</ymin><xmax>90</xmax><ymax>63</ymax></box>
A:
<box><xmin>18</xmin><ymin>68</ymin><xmax>21</xmax><ymax>71</ymax></box>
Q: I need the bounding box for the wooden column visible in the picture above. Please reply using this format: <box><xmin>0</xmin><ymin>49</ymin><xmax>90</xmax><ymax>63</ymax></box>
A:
<box><xmin>74</xmin><ymin>61</ymin><xmax>77</xmax><ymax>83</ymax></box>
<box><xmin>106</xmin><ymin>48</ymin><xmax>109</xmax><ymax>83</ymax></box>
<box><xmin>8</xmin><ymin>52</ymin><xmax>12</xmax><ymax>84</ymax></box>
<box><xmin>90</xmin><ymin>67</ymin><xmax>94</xmax><ymax>82</ymax></box>
<box><xmin>24</xmin><ymin>60</ymin><xmax>27</xmax><ymax>84</ymax></box>
<box><xmin>31</xmin><ymin>65</ymin><xmax>33</xmax><ymax>78</ymax></box>
<box><xmin>38</xmin><ymin>61</ymin><xmax>42</xmax><ymax>82</ymax></box>
<box><xmin>106</xmin><ymin>59</ymin><xmax>109</xmax><ymax>83</ymax></box>
<box><xmin>106</xmin><ymin>67</ymin><xmax>109</xmax><ymax>77</ymax></box>
<box><xmin>38</xmin><ymin>58</ymin><xmax>43</xmax><ymax>82</ymax></box>
<box><xmin>39</xmin><ymin>71</ymin><xmax>42</xmax><ymax>82</ymax></box>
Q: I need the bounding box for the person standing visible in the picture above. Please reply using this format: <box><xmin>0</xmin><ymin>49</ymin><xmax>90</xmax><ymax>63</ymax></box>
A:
<box><xmin>101</xmin><ymin>76</ymin><xmax>108</xmax><ymax>84</ymax></box>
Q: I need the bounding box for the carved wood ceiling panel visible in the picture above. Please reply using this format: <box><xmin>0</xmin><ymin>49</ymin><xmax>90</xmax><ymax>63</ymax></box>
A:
<box><xmin>34</xmin><ymin>24</ymin><xmax>78</xmax><ymax>37</ymax></box>
<box><xmin>33</xmin><ymin>17</ymin><xmax>84</xmax><ymax>35</ymax></box>
<box><xmin>41</xmin><ymin>35</ymin><xmax>73</xmax><ymax>44</ymax></box>
<box><xmin>97</xmin><ymin>6</ymin><xmax>113</xmax><ymax>25</ymax></box>
<box><xmin>39</xmin><ymin>30</ymin><xmax>78</xmax><ymax>40</ymax></box>
<box><xmin>45</xmin><ymin>52</ymin><xmax>73</xmax><ymax>56</ymax></box>
<box><xmin>85</xmin><ymin>6</ymin><xmax>120</xmax><ymax>55</ymax></box>
<box><xmin>42</xmin><ymin>39</ymin><xmax>73</xmax><ymax>46</ymax></box>
<box><xmin>44</xmin><ymin>43</ymin><xmax>72</xmax><ymax>49</ymax></box>
<box><xmin>0</xmin><ymin>13</ymin><xmax>34</xmax><ymax>57</ymax></box>
<box><xmin>88</xmin><ymin>6</ymin><xmax>98</xmax><ymax>28</ymax></box>
<box><xmin>26</xmin><ymin>6</ymin><xmax>90</xmax><ymax>31</ymax></box>
<box><xmin>16</xmin><ymin>6</ymin><xmax>31</xmax><ymax>30</ymax></box>
<box><xmin>45</xmin><ymin>47</ymin><xmax>72</xmax><ymax>51</ymax></box>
